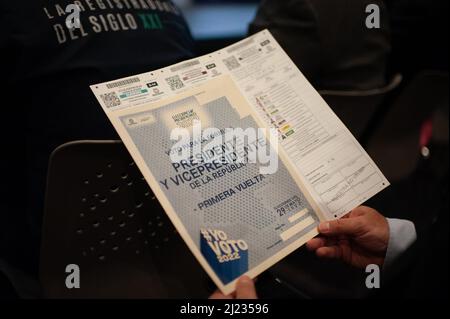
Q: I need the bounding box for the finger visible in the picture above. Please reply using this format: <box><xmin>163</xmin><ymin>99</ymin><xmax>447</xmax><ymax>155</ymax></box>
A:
<box><xmin>341</xmin><ymin>206</ymin><xmax>366</xmax><ymax>219</ymax></box>
<box><xmin>307</xmin><ymin>237</ymin><xmax>340</xmax><ymax>250</ymax></box>
<box><xmin>306</xmin><ymin>237</ymin><xmax>327</xmax><ymax>251</ymax></box>
<box><xmin>316</xmin><ymin>246</ymin><xmax>342</xmax><ymax>259</ymax></box>
<box><xmin>235</xmin><ymin>276</ymin><xmax>258</xmax><ymax>299</ymax></box>
<box><xmin>341</xmin><ymin>213</ymin><xmax>351</xmax><ymax>219</ymax></box>
<box><xmin>318</xmin><ymin>218</ymin><xmax>363</xmax><ymax>236</ymax></box>
<box><xmin>349</xmin><ymin>206</ymin><xmax>372</xmax><ymax>217</ymax></box>
<box><xmin>209</xmin><ymin>290</ymin><xmax>233</xmax><ymax>299</ymax></box>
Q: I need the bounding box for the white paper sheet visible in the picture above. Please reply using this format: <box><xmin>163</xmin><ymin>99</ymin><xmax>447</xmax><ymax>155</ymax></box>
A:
<box><xmin>90</xmin><ymin>30</ymin><xmax>389</xmax><ymax>294</ymax></box>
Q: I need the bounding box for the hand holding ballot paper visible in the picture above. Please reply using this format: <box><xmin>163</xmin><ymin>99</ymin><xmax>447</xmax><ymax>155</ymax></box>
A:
<box><xmin>91</xmin><ymin>30</ymin><xmax>391</xmax><ymax>295</ymax></box>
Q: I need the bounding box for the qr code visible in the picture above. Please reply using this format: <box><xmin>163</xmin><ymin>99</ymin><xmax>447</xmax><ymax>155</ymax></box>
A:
<box><xmin>223</xmin><ymin>56</ymin><xmax>241</xmax><ymax>71</ymax></box>
<box><xmin>166</xmin><ymin>75</ymin><xmax>185</xmax><ymax>91</ymax></box>
<box><xmin>100</xmin><ymin>92</ymin><xmax>121</xmax><ymax>108</ymax></box>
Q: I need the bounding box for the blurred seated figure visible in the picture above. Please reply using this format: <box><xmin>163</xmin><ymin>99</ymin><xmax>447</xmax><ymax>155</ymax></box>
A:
<box><xmin>0</xmin><ymin>0</ymin><xmax>195</xmax><ymax>288</ymax></box>
<box><xmin>249</xmin><ymin>0</ymin><xmax>391</xmax><ymax>91</ymax></box>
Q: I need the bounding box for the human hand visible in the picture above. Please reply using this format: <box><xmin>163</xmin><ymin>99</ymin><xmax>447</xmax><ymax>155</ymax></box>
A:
<box><xmin>306</xmin><ymin>206</ymin><xmax>389</xmax><ymax>268</ymax></box>
<box><xmin>209</xmin><ymin>276</ymin><xmax>258</xmax><ymax>299</ymax></box>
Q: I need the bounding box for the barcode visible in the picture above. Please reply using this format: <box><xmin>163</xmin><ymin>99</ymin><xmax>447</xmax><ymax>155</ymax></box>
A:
<box><xmin>223</xmin><ymin>56</ymin><xmax>241</xmax><ymax>71</ymax></box>
<box><xmin>170</xmin><ymin>60</ymin><xmax>200</xmax><ymax>72</ymax></box>
<box><xmin>106</xmin><ymin>77</ymin><xmax>140</xmax><ymax>89</ymax></box>
<box><xmin>166</xmin><ymin>75</ymin><xmax>185</xmax><ymax>91</ymax></box>
<box><xmin>226</xmin><ymin>38</ymin><xmax>254</xmax><ymax>53</ymax></box>
<box><xmin>100</xmin><ymin>92</ymin><xmax>121</xmax><ymax>108</ymax></box>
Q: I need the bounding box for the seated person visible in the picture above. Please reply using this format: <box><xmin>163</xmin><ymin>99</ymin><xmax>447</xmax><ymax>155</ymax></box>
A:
<box><xmin>211</xmin><ymin>206</ymin><xmax>417</xmax><ymax>299</ymax></box>
<box><xmin>0</xmin><ymin>0</ymin><xmax>195</xmax><ymax>288</ymax></box>
<box><xmin>249</xmin><ymin>0</ymin><xmax>391</xmax><ymax>91</ymax></box>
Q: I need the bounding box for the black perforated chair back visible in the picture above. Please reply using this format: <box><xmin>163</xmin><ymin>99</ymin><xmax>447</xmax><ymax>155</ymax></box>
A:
<box><xmin>40</xmin><ymin>140</ymin><xmax>211</xmax><ymax>298</ymax></box>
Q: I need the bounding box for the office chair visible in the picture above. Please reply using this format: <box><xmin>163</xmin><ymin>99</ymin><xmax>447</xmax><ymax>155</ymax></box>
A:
<box><xmin>366</xmin><ymin>70</ymin><xmax>449</xmax><ymax>182</ymax></box>
<box><xmin>40</xmin><ymin>140</ymin><xmax>211</xmax><ymax>298</ymax></box>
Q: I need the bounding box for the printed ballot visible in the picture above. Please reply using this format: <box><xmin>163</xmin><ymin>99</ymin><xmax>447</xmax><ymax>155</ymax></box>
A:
<box><xmin>90</xmin><ymin>30</ymin><xmax>389</xmax><ymax>294</ymax></box>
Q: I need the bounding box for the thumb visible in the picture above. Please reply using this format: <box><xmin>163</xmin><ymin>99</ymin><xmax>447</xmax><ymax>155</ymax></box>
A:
<box><xmin>235</xmin><ymin>276</ymin><xmax>258</xmax><ymax>299</ymax></box>
<box><xmin>318</xmin><ymin>218</ymin><xmax>363</xmax><ymax>236</ymax></box>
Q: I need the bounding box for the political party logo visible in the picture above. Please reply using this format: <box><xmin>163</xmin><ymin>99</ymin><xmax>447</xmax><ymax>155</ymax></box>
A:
<box><xmin>200</xmin><ymin>228</ymin><xmax>248</xmax><ymax>284</ymax></box>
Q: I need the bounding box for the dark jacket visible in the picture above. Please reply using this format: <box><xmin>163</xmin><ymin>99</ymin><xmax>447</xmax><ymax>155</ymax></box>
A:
<box><xmin>250</xmin><ymin>0</ymin><xmax>391</xmax><ymax>90</ymax></box>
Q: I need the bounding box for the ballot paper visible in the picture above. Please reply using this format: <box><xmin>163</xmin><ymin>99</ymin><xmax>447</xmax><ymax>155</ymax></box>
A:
<box><xmin>90</xmin><ymin>30</ymin><xmax>389</xmax><ymax>294</ymax></box>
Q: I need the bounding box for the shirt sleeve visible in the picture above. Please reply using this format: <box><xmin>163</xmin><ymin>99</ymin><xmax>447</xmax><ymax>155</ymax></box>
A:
<box><xmin>384</xmin><ymin>218</ymin><xmax>417</xmax><ymax>269</ymax></box>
